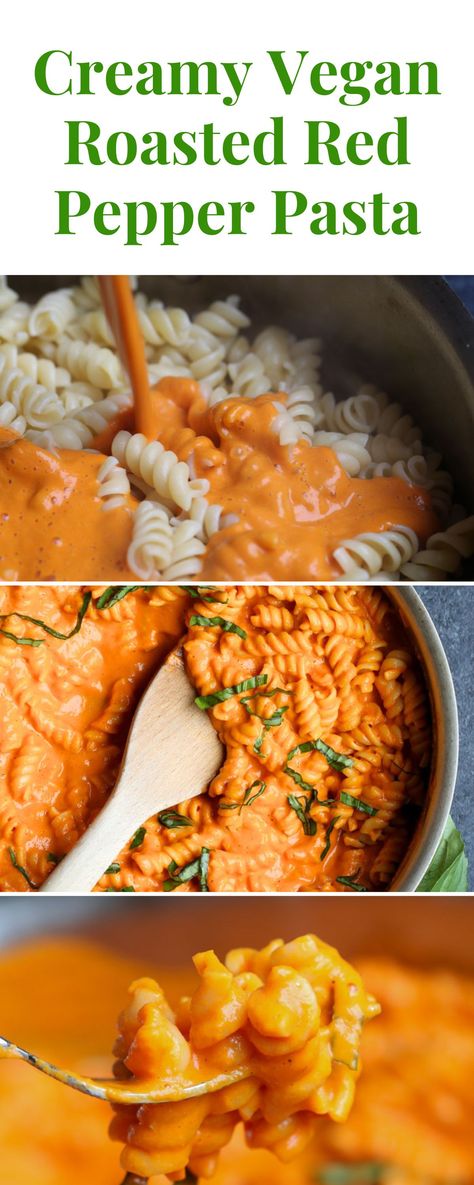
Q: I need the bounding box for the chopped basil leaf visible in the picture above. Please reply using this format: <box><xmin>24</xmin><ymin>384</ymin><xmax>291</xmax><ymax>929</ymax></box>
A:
<box><xmin>253</xmin><ymin>728</ymin><xmax>265</xmax><ymax>753</ymax></box>
<box><xmin>105</xmin><ymin>863</ymin><xmax>121</xmax><ymax>874</ymax></box>
<box><xmin>198</xmin><ymin>847</ymin><xmax>210</xmax><ymax>892</ymax></box>
<box><xmin>340</xmin><ymin>791</ymin><xmax>378</xmax><ymax>817</ymax></box>
<box><xmin>0</xmin><ymin>628</ymin><xmax>42</xmax><ymax>647</ymax></box>
<box><xmin>241</xmin><ymin>690</ymin><xmax>290</xmax><ymax>754</ymax></box>
<box><xmin>158</xmin><ymin>810</ymin><xmax>193</xmax><ymax>829</ymax></box>
<box><xmin>317</xmin><ymin>1162</ymin><xmax>386</xmax><ymax>1185</ymax></box>
<box><xmin>8</xmin><ymin>848</ymin><xmax>36</xmax><ymax>889</ymax></box>
<box><xmin>252</xmin><ymin>707</ymin><xmax>289</xmax><ymax>753</ymax></box>
<box><xmin>163</xmin><ymin>847</ymin><xmax>211</xmax><ymax>892</ymax></box>
<box><xmin>320</xmin><ymin>816</ymin><xmax>340</xmax><ymax>861</ymax></box>
<box><xmin>129</xmin><ymin>827</ymin><xmax>146</xmax><ymax>850</ymax></box>
<box><xmin>220</xmin><ymin>780</ymin><xmax>267</xmax><ymax>814</ymax></box>
<box><xmin>241</xmin><ymin>686</ymin><xmax>292</xmax><ymax>706</ymax></box>
<box><xmin>189</xmin><ymin>614</ymin><xmax>247</xmax><ymax>640</ymax></box>
<box><xmin>195</xmin><ymin>674</ymin><xmax>268</xmax><ymax>710</ymax></box>
<box><xmin>288</xmin><ymin>792</ymin><xmax>317</xmax><ymax>836</ymax></box>
<box><xmin>46</xmin><ymin>853</ymin><xmax>62</xmax><ymax>865</ymax></box>
<box><xmin>96</xmin><ymin>585</ymin><xmax>148</xmax><ymax>609</ymax></box>
<box><xmin>0</xmin><ymin>592</ymin><xmax>92</xmax><ymax>647</ymax></box>
<box><xmin>245</xmin><ymin>702</ymin><xmax>289</xmax><ymax>728</ymax></box>
<box><xmin>336</xmin><ymin>875</ymin><xmax>368</xmax><ymax>892</ymax></box>
<box><xmin>105</xmin><ymin>886</ymin><xmax>135</xmax><ymax>892</ymax></box>
<box><xmin>180</xmin><ymin>586</ymin><xmax>228</xmax><ymax>604</ymax></box>
<box><xmin>288</xmin><ymin>739</ymin><xmax>353</xmax><ymax>771</ymax></box>
<box><xmin>284</xmin><ymin>764</ymin><xmax>328</xmax><ymax>803</ymax></box>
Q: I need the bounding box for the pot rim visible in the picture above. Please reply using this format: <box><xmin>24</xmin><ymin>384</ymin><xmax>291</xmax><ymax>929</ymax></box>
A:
<box><xmin>387</xmin><ymin>586</ymin><xmax>459</xmax><ymax>892</ymax></box>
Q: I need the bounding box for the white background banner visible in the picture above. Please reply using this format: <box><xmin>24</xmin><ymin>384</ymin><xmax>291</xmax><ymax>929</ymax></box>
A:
<box><xmin>0</xmin><ymin>0</ymin><xmax>472</xmax><ymax>273</ymax></box>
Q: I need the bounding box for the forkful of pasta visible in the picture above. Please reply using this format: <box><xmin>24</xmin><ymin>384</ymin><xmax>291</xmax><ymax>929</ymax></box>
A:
<box><xmin>0</xmin><ymin>934</ymin><xmax>381</xmax><ymax>1185</ymax></box>
<box><xmin>39</xmin><ymin>647</ymin><xmax>223</xmax><ymax>894</ymax></box>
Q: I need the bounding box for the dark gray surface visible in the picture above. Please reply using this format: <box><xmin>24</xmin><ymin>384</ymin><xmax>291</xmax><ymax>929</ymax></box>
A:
<box><xmin>417</xmin><ymin>586</ymin><xmax>473</xmax><ymax>889</ymax></box>
<box><xmin>445</xmin><ymin>276</ymin><xmax>474</xmax><ymax>315</ymax></box>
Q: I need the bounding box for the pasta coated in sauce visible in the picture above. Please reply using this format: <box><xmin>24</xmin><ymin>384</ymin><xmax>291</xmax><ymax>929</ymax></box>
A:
<box><xmin>110</xmin><ymin>934</ymin><xmax>380</xmax><ymax>1180</ymax></box>
<box><xmin>0</xmin><ymin>937</ymin><xmax>472</xmax><ymax>1185</ymax></box>
<box><xmin>1</xmin><ymin>276</ymin><xmax>472</xmax><ymax>582</ymax></box>
<box><xmin>0</xmin><ymin>584</ymin><xmax>430</xmax><ymax>893</ymax></box>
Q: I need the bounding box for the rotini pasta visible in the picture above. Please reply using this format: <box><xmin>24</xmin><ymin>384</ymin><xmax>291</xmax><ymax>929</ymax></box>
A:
<box><xmin>0</xmin><ymin>584</ymin><xmax>430</xmax><ymax>893</ymax></box>
<box><xmin>0</xmin><ymin>935</ymin><xmax>472</xmax><ymax>1185</ymax></box>
<box><xmin>1</xmin><ymin>277</ymin><xmax>470</xmax><ymax>582</ymax></box>
<box><xmin>110</xmin><ymin>934</ymin><xmax>379</xmax><ymax>1181</ymax></box>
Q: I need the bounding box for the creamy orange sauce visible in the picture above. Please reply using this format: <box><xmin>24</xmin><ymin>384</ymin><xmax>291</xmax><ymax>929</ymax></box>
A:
<box><xmin>0</xmin><ymin>937</ymin><xmax>472</xmax><ymax>1185</ymax></box>
<box><xmin>0</xmin><ymin>289</ymin><xmax>438</xmax><ymax>581</ymax></box>
<box><xmin>0</xmin><ymin>584</ymin><xmax>429</xmax><ymax>893</ymax></box>
<box><xmin>0</xmin><ymin>586</ymin><xmax>184</xmax><ymax>890</ymax></box>
<box><xmin>91</xmin><ymin>274</ymin><xmax>439</xmax><ymax>579</ymax></box>
<box><xmin>139</xmin><ymin>382</ymin><xmax>438</xmax><ymax>580</ymax></box>
<box><xmin>0</xmin><ymin>430</ymin><xmax>136</xmax><ymax>581</ymax></box>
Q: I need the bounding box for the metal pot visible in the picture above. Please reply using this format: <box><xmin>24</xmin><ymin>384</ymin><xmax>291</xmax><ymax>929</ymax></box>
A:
<box><xmin>387</xmin><ymin>586</ymin><xmax>458</xmax><ymax>891</ymax></box>
<box><xmin>11</xmin><ymin>274</ymin><xmax>474</xmax><ymax>522</ymax></box>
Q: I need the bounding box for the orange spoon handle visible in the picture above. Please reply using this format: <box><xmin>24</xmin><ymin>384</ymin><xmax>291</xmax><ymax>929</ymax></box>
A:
<box><xmin>98</xmin><ymin>276</ymin><xmax>156</xmax><ymax>440</ymax></box>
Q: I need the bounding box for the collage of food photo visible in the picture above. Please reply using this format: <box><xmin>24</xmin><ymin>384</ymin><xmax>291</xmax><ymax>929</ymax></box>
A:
<box><xmin>0</xmin><ymin>272</ymin><xmax>473</xmax><ymax>1185</ymax></box>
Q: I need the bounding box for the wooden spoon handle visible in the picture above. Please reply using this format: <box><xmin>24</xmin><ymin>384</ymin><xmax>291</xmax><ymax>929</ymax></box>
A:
<box><xmin>39</xmin><ymin>773</ymin><xmax>143</xmax><ymax>894</ymax></box>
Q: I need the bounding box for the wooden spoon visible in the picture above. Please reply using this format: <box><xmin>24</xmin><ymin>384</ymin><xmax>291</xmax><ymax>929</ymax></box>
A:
<box><xmin>40</xmin><ymin>649</ymin><xmax>223</xmax><ymax>894</ymax></box>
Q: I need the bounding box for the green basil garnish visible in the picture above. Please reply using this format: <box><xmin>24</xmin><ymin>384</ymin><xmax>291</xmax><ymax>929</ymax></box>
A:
<box><xmin>158</xmin><ymin>810</ymin><xmax>193</xmax><ymax>829</ymax></box>
<box><xmin>105</xmin><ymin>886</ymin><xmax>135</xmax><ymax>892</ymax></box>
<box><xmin>181</xmin><ymin>586</ymin><xmax>228</xmax><ymax>604</ymax></box>
<box><xmin>340</xmin><ymin>791</ymin><xmax>377</xmax><ymax>816</ymax></box>
<box><xmin>96</xmin><ymin>585</ymin><xmax>148</xmax><ymax>609</ymax></box>
<box><xmin>288</xmin><ymin>739</ymin><xmax>353</xmax><ymax>771</ymax></box>
<box><xmin>336</xmin><ymin>875</ymin><xmax>368</xmax><ymax>892</ymax></box>
<box><xmin>105</xmin><ymin>862</ymin><xmax>121</xmax><ymax>874</ymax></box>
<box><xmin>194</xmin><ymin>674</ymin><xmax>268</xmax><ymax>710</ymax></box>
<box><xmin>0</xmin><ymin>628</ymin><xmax>42</xmax><ymax>647</ymax></box>
<box><xmin>163</xmin><ymin>847</ymin><xmax>211</xmax><ymax>892</ymax></box>
<box><xmin>241</xmin><ymin>687</ymin><xmax>292</xmax><ymax>754</ymax></box>
<box><xmin>8</xmin><ymin>848</ymin><xmax>36</xmax><ymax>889</ymax></box>
<box><xmin>219</xmin><ymin>780</ymin><xmax>267</xmax><ymax>814</ymax></box>
<box><xmin>287</xmin><ymin>792</ymin><xmax>317</xmax><ymax>836</ymax></box>
<box><xmin>284</xmin><ymin>764</ymin><xmax>331</xmax><ymax>805</ymax></box>
<box><xmin>253</xmin><ymin>729</ymin><xmax>265</xmax><ymax>753</ymax></box>
<box><xmin>0</xmin><ymin>592</ymin><xmax>92</xmax><ymax>647</ymax></box>
<box><xmin>46</xmin><ymin>853</ymin><xmax>62</xmax><ymax>865</ymax></box>
<box><xmin>320</xmin><ymin>816</ymin><xmax>340</xmax><ymax>860</ymax></box>
<box><xmin>189</xmin><ymin>614</ymin><xmax>247</xmax><ymax>640</ymax></box>
<box><xmin>318</xmin><ymin>1162</ymin><xmax>386</xmax><ymax>1185</ymax></box>
<box><xmin>129</xmin><ymin>827</ymin><xmax>146</xmax><ymax>850</ymax></box>
<box><xmin>241</xmin><ymin>686</ymin><xmax>292</xmax><ymax>706</ymax></box>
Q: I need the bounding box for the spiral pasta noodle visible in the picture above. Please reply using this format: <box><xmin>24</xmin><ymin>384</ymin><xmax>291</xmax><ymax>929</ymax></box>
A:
<box><xmin>0</xmin><ymin>584</ymin><xmax>430</xmax><ymax>893</ymax></box>
<box><xmin>0</xmin><ymin>277</ymin><xmax>472</xmax><ymax>581</ymax></box>
<box><xmin>110</xmin><ymin>934</ymin><xmax>379</xmax><ymax>1180</ymax></box>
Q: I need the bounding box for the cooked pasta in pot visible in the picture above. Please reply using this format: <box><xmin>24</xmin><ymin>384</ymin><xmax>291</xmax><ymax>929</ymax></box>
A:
<box><xmin>0</xmin><ymin>583</ymin><xmax>430</xmax><ymax>893</ymax></box>
<box><xmin>1</xmin><ymin>276</ymin><xmax>473</xmax><ymax>582</ymax></box>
